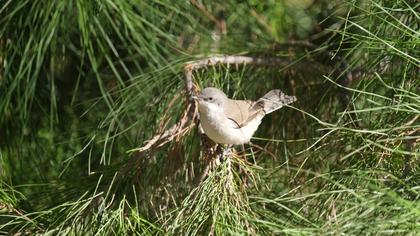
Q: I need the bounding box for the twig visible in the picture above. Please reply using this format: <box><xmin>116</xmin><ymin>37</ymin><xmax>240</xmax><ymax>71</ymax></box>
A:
<box><xmin>135</xmin><ymin>112</ymin><xmax>194</xmax><ymax>153</ymax></box>
<box><xmin>184</xmin><ymin>55</ymin><xmax>291</xmax><ymax>72</ymax></box>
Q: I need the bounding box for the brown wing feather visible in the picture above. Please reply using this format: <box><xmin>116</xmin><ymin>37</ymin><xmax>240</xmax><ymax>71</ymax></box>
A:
<box><xmin>259</xmin><ymin>90</ymin><xmax>296</xmax><ymax>114</ymax></box>
<box><xmin>224</xmin><ymin>100</ymin><xmax>265</xmax><ymax>128</ymax></box>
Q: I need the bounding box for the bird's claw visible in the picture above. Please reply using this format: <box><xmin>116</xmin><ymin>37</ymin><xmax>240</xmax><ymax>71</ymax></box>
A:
<box><xmin>216</xmin><ymin>145</ymin><xmax>233</xmax><ymax>162</ymax></box>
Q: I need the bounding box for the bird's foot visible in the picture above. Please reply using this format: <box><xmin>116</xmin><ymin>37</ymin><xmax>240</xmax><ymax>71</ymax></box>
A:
<box><xmin>217</xmin><ymin>144</ymin><xmax>233</xmax><ymax>162</ymax></box>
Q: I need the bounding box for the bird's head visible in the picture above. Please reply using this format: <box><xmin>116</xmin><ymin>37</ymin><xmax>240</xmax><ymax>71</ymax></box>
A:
<box><xmin>192</xmin><ymin>87</ymin><xmax>227</xmax><ymax>113</ymax></box>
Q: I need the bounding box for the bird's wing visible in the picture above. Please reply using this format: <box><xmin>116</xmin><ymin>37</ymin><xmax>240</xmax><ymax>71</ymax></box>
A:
<box><xmin>258</xmin><ymin>90</ymin><xmax>296</xmax><ymax>114</ymax></box>
<box><xmin>224</xmin><ymin>100</ymin><xmax>265</xmax><ymax>128</ymax></box>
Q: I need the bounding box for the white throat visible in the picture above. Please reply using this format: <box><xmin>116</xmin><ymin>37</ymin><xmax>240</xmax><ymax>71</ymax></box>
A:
<box><xmin>197</xmin><ymin>101</ymin><xmax>224</xmax><ymax>117</ymax></box>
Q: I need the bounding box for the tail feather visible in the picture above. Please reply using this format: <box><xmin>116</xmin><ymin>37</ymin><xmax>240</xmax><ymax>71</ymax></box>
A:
<box><xmin>258</xmin><ymin>89</ymin><xmax>296</xmax><ymax>114</ymax></box>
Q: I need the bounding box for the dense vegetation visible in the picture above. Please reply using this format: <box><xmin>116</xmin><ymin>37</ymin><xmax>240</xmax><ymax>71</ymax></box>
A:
<box><xmin>1</xmin><ymin>0</ymin><xmax>418</xmax><ymax>235</ymax></box>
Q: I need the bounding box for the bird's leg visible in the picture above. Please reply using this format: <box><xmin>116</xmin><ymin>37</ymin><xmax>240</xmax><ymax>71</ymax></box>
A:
<box><xmin>215</xmin><ymin>144</ymin><xmax>224</xmax><ymax>156</ymax></box>
<box><xmin>223</xmin><ymin>144</ymin><xmax>233</xmax><ymax>156</ymax></box>
<box><xmin>217</xmin><ymin>144</ymin><xmax>233</xmax><ymax>162</ymax></box>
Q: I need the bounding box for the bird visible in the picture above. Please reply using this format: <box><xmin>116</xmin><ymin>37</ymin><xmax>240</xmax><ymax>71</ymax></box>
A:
<box><xmin>193</xmin><ymin>87</ymin><xmax>296</xmax><ymax>144</ymax></box>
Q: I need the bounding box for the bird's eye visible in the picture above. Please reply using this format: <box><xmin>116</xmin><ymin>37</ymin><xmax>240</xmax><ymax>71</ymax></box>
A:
<box><xmin>208</xmin><ymin>97</ymin><xmax>213</xmax><ymax>100</ymax></box>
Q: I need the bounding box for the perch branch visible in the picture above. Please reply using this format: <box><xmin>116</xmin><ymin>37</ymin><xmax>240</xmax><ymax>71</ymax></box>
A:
<box><xmin>184</xmin><ymin>55</ymin><xmax>291</xmax><ymax>72</ymax></box>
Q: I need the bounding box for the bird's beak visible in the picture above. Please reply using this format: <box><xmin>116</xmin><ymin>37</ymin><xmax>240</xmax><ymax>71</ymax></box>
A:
<box><xmin>191</xmin><ymin>95</ymin><xmax>198</xmax><ymax>100</ymax></box>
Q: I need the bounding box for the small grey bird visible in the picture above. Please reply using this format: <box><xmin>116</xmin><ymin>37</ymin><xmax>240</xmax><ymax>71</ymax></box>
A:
<box><xmin>193</xmin><ymin>87</ymin><xmax>296</xmax><ymax>144</ymax></box>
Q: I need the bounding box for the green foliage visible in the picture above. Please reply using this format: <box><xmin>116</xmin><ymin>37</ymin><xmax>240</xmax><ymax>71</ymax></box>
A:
<box><xmin>0</xmin><ymin>0</ymin><xmax>418</xmax><ymax>235</ymax></box>
<box><xmin>168</xmin><ymin>157</ymin><xmax>256</xmax><ymax>235</ymax></box>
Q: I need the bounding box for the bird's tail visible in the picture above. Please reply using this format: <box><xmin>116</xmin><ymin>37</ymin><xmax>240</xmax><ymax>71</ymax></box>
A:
<box><xmin>258</xmin><ymin>90</ymin><xmax>296</xmax><ymax>114</ymax></box>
